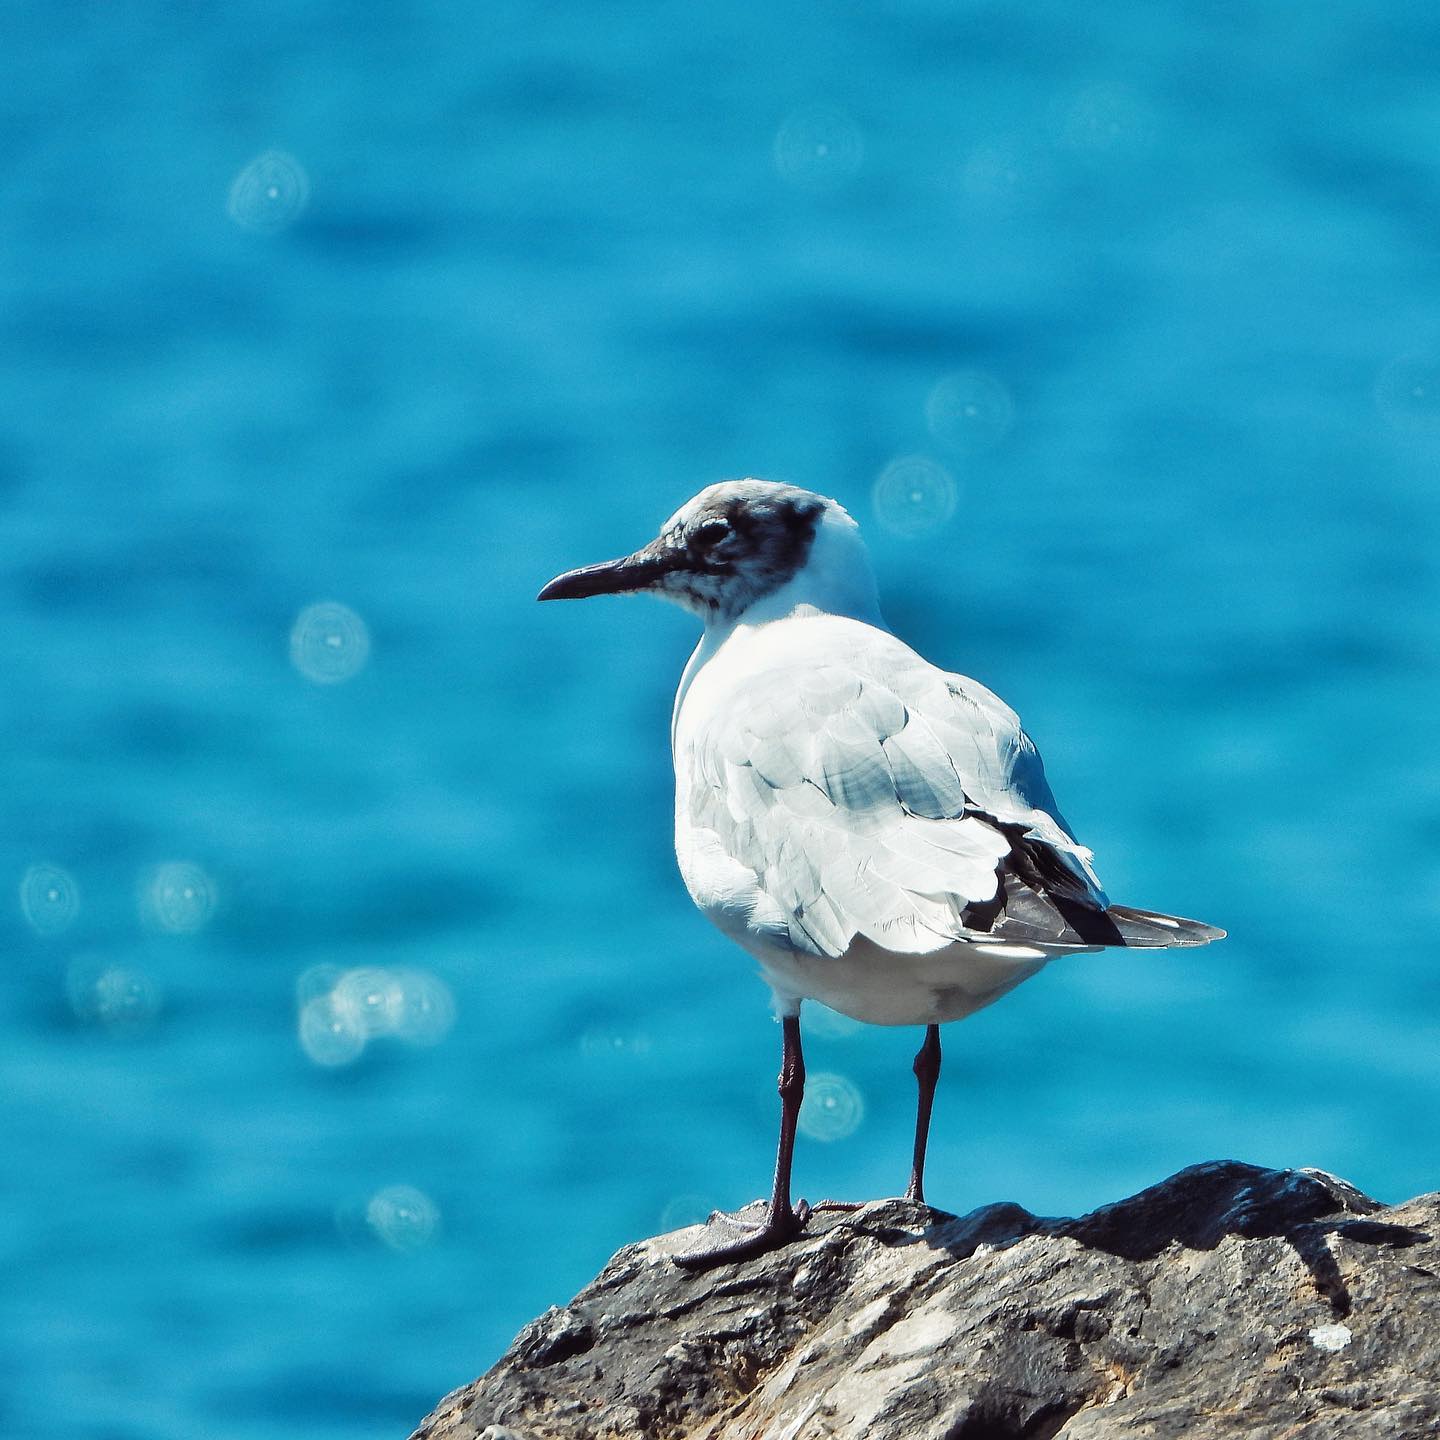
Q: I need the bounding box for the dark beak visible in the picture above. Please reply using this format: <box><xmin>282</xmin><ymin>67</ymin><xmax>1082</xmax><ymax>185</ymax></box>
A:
<box><xmin>536</xmin><ymin>546</ymin><xmax>672</xmax><ymax>602</ymax></box>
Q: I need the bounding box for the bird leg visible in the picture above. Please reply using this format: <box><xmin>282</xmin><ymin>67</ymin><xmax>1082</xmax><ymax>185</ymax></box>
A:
<box><xmin>905</xmin><ymin>1024</ymin><xmax>942</xmax><ymax>1205</ymax></box>
<box><xmin>673</xmin><ymin>1015</ymin><xmax>809</xmax><ymax>1269</ymax></box>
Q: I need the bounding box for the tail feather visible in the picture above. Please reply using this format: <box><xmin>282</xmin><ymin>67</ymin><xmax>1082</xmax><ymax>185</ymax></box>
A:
<box><xmin>961</xmin><ymin>828</ymin><xmax>1226</xmax><ymax>950</ymax></box>
<box><xmin>1104</xmin><ymin>904</ymin><xmax>1226</xmax><ymax>948</ymax></box>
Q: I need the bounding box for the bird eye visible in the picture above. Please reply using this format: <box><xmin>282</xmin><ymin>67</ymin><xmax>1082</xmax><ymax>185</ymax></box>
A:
<box><xmin>690</xmin><ymin>519</ymin><xmax>730</xmax><ymax>549</ymax></box>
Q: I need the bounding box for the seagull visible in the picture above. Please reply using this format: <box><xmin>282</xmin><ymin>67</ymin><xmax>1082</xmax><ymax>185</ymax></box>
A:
<box><xmin>538</xmin><ymin>479</ymin><xmax>1223</xmax><ymax>1269</ymax></box>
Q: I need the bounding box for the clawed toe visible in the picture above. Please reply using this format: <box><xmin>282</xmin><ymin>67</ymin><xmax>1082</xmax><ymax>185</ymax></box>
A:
<box><xmin>702</xmin><ymin>1209</ymin><xmax>764</xmax><ymax>1236</ymax></box>
<box><xmin>672</xmin><ymin>1200</ymin><xmax>810</xmax><ymax>1270</ymax></box>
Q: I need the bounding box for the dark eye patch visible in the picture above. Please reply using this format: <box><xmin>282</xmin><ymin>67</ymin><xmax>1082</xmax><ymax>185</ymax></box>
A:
<box><xmin>690</xmin><ymin>519</ymin><xmax>730</xmax><ymax>549</ymax></box>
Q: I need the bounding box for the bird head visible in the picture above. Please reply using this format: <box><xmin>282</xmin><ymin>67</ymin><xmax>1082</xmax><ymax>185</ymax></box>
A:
<box><xmin>538</xmin><ymin>479</ymin><xmax>879</xmax><ymax>625</ymax></box>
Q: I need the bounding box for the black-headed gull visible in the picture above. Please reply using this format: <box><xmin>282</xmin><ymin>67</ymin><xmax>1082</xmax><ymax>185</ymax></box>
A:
<box><xmin>539</xmin><ymin>479</ymin><xmax>1223</xmax><ymax>1267</ymax></box>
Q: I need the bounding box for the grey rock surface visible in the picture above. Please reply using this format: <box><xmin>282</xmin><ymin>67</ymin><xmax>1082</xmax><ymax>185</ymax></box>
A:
<box><xmin>411</xmin><ymin>1162</ymin><xmax>1440</xmax><ymax>1439</ymax></box>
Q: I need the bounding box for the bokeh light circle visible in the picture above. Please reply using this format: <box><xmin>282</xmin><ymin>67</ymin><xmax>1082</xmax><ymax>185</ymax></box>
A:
<box><xmin>390</xmin><ymin>969</ymin><xmax>457</xmax><ymax>1045</ymax></box>
<box><xmin>773</xmin><ymin>107</ymin><xmax>864</xmax><ymax>189</ymax></box>
<box><xmin>289</xmin><ymin>601</ymin><xmax>370</xmax><ymax>685</ymax></box>
<box><xmin>94</xmin><ymin>966</ymin><xmax>163</xmax><ymax>1031</ymax></box>
<box><xmin>333</xmin><ymin>967</ymin><xmax>405</xmax><ymax>1037</ymax></box>
<box><xmin>366</xmin><ymin>1184</ymin><xmax>441</xmax><ymax>1251</ymax></box>
<box><xmin>799</xmin><ymin>1072</ymin><xmax>864</xmax><ymax>1142</ymax></box>
<box><xmin>872</xmin><ymin>456</ymin><xmax>958</xmax><ymax>537</ymax></box>
<box><xmin>298</xmin><ymin>995</ymin><xmax>367</xmax><ymax>1067</ymax></box>
<box><xmin>958</xmin><ymin>142</ymin><xmax>1050</xmax><ymax>215</ymax></box>
<box><xmin>1375</xmin><ymin>355</ymin><xmax>1440</xmax><ymax>432</ymax></box>
<box><xmin>142</xmin><ymin>861</ymin><xmax>214</xmax><ymax>934</ymax></box>
<box><xmin>19</xmin><ymin>864</ymin><xmax>80</xmax><ymax>935</ymax></box>
<box><xmin>67</xmin><ymin>959</ymin><xmax>162</xmax><ymax>1033</ymax></box>
<box><xmin>925</xmin><ymin>371</ymin><xmax>1015</xmax><ymax>452</ymax></box>
<box><xmin>1055</xmin><ymin>84</ymin><xmax>1153</xmax><ymax>156</ymax></box>
<box><xmin>579</xmin><ymin>1026</ymin><xmax>652</xmax><ymax>1059</ymax></box>
<box><xmin>295</xmin><ymin>965</ymin><xmax>454</xmax><ymax>1063</ymax></box>
<box><xmin>227</xmin><ymin>150</ymin><xmax>310</xmax><ymax>233</ymax></box>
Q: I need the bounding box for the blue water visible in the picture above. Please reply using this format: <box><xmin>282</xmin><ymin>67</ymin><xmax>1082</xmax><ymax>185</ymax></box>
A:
<box><xmin>5</xmin><ymin>2</ymin><xmax>1440</xmax><ymax>1435</ymax></box>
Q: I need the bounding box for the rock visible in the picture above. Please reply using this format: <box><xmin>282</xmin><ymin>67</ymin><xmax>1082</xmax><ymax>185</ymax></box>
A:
<box><xmin>411</xmin><ymin>1162</ymin><xmax>1440</xmax><ymax>1439</ymax></box>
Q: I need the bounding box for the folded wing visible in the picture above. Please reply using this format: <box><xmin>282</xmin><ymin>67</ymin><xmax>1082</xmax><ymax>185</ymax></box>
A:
<box><xmin>687</xmin><ymin>627</ymin><xmax>1128</xmax><ymax>959</ymax></box>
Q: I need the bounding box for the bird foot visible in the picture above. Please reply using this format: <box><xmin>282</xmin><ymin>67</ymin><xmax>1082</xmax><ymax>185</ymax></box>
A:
<box><xmin>817</xmin><ymin>1194</ymin><xmax>937</xmax><ymax>1213</ymax></box>
<box><xmin>671</xmin><ymin>1199</ymin><xmax>811</xmax><ymax>1271</ymax></box>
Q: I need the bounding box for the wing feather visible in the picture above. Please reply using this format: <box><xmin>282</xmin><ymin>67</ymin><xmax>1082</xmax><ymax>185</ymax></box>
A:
<box><xmin>683</xmin><ymin>622</ymin><xmax>1111</xmax><ymax>959</ymax></box>
<box><xmin>882</xmin><ymin>715</ymin><xmax>968</xmax><ymax>818</ymax></box>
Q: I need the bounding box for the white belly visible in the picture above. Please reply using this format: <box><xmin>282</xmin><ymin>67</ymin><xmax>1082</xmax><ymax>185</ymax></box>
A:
<box><xmin>749</xmin><ymin>930</ymin><xmax>1067</xmax><ymax>1026</ymax></box>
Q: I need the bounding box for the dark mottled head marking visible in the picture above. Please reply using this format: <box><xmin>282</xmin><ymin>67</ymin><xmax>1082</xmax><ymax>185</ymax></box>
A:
<box><xmin>658</xmin><ymin>480</ymin><xmax>829</xmax><ymax>620</ymax></box>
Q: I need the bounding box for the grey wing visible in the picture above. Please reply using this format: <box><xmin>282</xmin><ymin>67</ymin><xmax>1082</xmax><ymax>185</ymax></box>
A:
<box><xmin>919</xmin><ymin>668</ymin><xmax>1109</xmax><ymax>900</ymax></box>
<box><xmin>687</xmin><ymin>652</ymin><xmax>1108</xmax><ymax>959</ymax></box>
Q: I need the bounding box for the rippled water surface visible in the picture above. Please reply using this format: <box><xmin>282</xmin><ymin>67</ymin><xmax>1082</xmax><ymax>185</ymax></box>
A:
<box><xmin>5</xmin><ymin>3</ymin><xmax>1440</xmax><ymax>1436</ymax></box>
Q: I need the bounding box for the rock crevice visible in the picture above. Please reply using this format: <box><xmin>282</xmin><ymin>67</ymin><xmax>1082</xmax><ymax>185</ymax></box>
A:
<box><xmin>412</xmin><ymin>1162</ymin><xmax>1440</xmax><ymax>1439</ymax></box>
